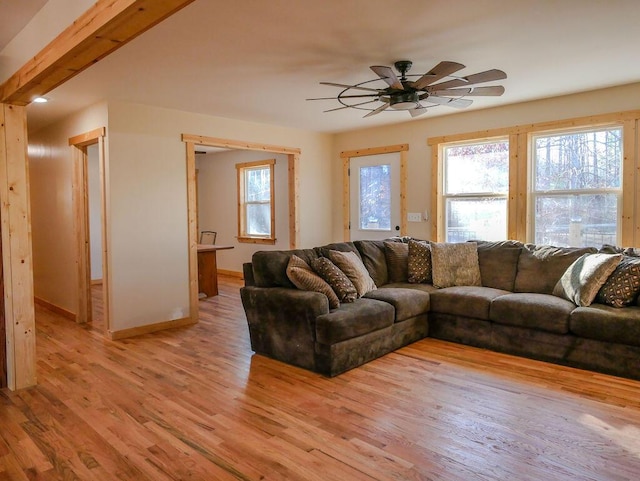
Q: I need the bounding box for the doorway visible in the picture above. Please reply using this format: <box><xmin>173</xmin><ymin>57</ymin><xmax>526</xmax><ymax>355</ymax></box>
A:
<box><xmin>341</xmin><ymin>144</ymin><xmax>408</xmax><ymax>241</ymax></box>
<box><xmin>70</xmin><ymin>127</ymin><xmax>109</xmax><ymax>332</ymax></box>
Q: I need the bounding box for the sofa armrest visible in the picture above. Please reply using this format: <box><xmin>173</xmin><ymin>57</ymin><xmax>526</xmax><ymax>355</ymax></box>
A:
<box><xmin>240</xmin><ymin>286</ymin><xmax>330</xmax><ymax>371</ymax></box>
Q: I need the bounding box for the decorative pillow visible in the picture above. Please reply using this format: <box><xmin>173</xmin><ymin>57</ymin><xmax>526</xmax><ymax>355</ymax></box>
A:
<box><xmin>553</xmin><ymin>253</ymin><xmax>622</xmax><ymax>307</ymax></box>
<box><xmin>311</xmin><ymin>257</ymin><xmax>357</xmax><ymax>303</ymax></box>
<box><xmin>383</xmin><ymin>241</ymin><xmax>408</xmax><ymax>283</ymax></box>
<box><xmin>407</xmin><ymin>240</ymin><xmax>432</xmax><ymax>284</ymax></box>
<box><xmin>328</xmin><ymin>250</ymin><xmax>377</xmax><ymax>296</ymax></box>
<box><xmin>595</xmin><ymin>256</ymin><xmax>640</xmax><ymax>307</ymax></box>
<box><xmin>430</xmin><ymin>242</ymin><xmax>481</xmax><ymax>288</ymax></box>
<box><xmin>286</xmin><ymin>254</ymin><xmax>340</xmax><ymax>309</ymax></box>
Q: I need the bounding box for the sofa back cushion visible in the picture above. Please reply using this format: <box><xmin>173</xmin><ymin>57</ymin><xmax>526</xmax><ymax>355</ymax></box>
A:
<box><xmin>475</xmin><ymin>240</ymin><xmax>523</xmax><ymax>291</ymax></box>
<box><xmin>354</xmin><ymin>240</ymin><xmax>389</xmax><ymax>286</ymax></box>
<box><xmin>252</xmin><ymin>248</ymin><xmax>318</xmax><ymax>288</ymax></box>
<box><xmin>514</xmin><ymin>244</ymin><xmax>596</xmax><ymax>294</ymax></box>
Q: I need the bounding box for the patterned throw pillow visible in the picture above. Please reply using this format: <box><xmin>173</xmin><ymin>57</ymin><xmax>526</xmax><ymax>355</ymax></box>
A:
<box><xmin>311</xmin><ymin>257</ymin><xmax>357</xmax><ymax>303</ymax></box>
<box><xmin>553</xmin><ymin>253</ymin><xmax>622</xmax><ymax>307</ymax></box>
<box><xmin>383</xmin><ymin>241</ymin><xmax>409</xmax><ymax>283</ymax></box>
<box><xmin>328</xmin><ymin>250</ymin><xmax>376</xmax><ymax>297</ymax></box>
<box><xmin>407</xmin><ymin>239</ymin><xmax>432</xmax><ymax>284</ymax></box>
<box><xmin>430</xmin><ymin>242</ymin><xmax>481</xmax><ymax>288</ymax></box>
<box><xmin>596</xmin><ymin>256</ymin><xmax>640</xmax><ymax>307</ymax></box>
<box><xmin>286</xmin><ymin>254</ymin><xmax>340</xmax><ymax>309</ymax></box>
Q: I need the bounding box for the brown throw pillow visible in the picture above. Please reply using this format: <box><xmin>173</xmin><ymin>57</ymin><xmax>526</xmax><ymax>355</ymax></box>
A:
<box><xmin>407</xmin><ymin>239</ymin><xmax>432</xmax><ymax>284</ymax></box>
<box><xmin>311</xmin><ymin>257</ymin><xmax>357</xmax><ymax>303</ymax></box>
<box><xmin>430</xmin><ymin>242</ymin><xmax>481</xmax><ymax>288</ymax></box>
<box><xmin>383</xmin><ymin>241</ymin><xmax>409</xmax><ymax>283</ymax></box>
<box><xmin>596</xmin><ymin>255</ymin><xmax>640</xmax><ymax>307</ymax></box>
<box><xmin>553</xmin><ymin>253</ymin><xmax>622</xmax><ymax>307</ymax></box>
<box><xmin>286</xmin><ymin>254</ymin><xmax>340</xmax><ymax>309</ymax></box>
<box><xmin>328</xmin><ymin>250</ymin><xmax>376</xmax><ymax>297</ymax></box>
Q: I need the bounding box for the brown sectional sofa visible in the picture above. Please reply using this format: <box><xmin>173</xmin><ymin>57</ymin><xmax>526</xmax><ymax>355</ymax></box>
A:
<box><xmin>240</xmin><ymin>239</ymin><xmax>640</xmax><ymax>379</ymax></box>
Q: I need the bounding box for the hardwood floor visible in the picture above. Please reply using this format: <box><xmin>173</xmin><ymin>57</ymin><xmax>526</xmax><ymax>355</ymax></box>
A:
<box><xmin>2</xmin><ymin>277</ymin><xmax>640</xmax><ymax>480</ymax></box>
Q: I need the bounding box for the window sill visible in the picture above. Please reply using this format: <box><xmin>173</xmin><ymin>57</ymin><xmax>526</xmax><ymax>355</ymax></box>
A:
<box><xmin>237</xmin><ymin>236</ymin><xmax>276</xmax><ymax>245</ymax></box>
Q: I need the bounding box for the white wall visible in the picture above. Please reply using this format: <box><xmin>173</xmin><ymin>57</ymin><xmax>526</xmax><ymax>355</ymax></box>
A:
<box><xmin>196</xmin><ymin>150</ymin><xmax>289</xmax><ymax>272</ymax></box>
<box><xmin>28</xmin><ymin>101</ymin><xmax>108</xmax><ymax>313</ymax></box>
<box><xmin>105</xmin><ymin>101</ymin><xmax>333</xmax><ymax>332</ymax></box>
<box><xmin>332</xmin><ymin>82</ymin><xmax>640</xmax><ymax>241</ymax></box>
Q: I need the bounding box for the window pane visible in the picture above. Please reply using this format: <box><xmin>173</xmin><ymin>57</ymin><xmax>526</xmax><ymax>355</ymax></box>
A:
<box><xmin>445</xmin><ymin>140</ymin><xmax>509</xmax><ymax>194</ymax></box>
<box><xmin>533</xmin><ymin>194</ymin><xmax>618</xmax><ymax>247</ymax></box>
<box><xmin>446</xmin><ymin>198</ymin><xmax>506</xmax><ymax>242</ymax></box>
<box><xmin>534</xmin><ymin>128</ymin><xmax>621</xmax><ymax>191</ymax></box>
<box><xmin>245</xmin><ymin>167</ymin><xmax>270</xmax><ymax>202</ymax></box>
<box><xmin>246</xmin><ymin>203</ymin><xmax>271</xmax><ymax>236</ymax></box>
<box><xmin>359</xmin><ymin>164</ymin><xmax>391</xmax><ymax>230</ymax></box>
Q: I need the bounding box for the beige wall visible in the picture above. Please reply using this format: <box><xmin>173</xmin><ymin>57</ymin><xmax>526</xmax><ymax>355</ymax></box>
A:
<box><xmin>332</xmin><ymin>82</ymin><xmax>640</xmax><ymax>242</ymax></box>
<box><xmin>196</xmin><ymin>150</ymin><xmax>289</xmax><ymax>273</ymax></box>
<box><xmin>29</xmin><ymin>101</ymin><xmax>108</xmax><ymax>313</ymax></box>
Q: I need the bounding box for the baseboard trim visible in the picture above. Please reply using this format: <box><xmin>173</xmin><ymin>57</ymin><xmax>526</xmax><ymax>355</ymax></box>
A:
<box><xmin>91</xmin><ymin>279</ymin><xmax>103</xmax><ymax>285</ymax></box>
<box><xmin>34</xmin><ymin>297</ymin><xmax>75</xmax><ymax>321</ymax></box>
<box><xmin>108</xmin><ymin>316</ymin><xmax>197</xmax><ymax>340</ymax></box>
<box><xmin>218</xmin><ymin>269</ymin><xmax>243</xmax><ymax>279</ymax></box>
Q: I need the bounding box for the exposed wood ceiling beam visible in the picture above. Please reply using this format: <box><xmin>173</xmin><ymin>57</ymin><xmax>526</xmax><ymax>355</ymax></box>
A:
<box><xmin>0</xmin><ymin>0</ymin><xmax>196</xmax><ymax>105</ymax></box>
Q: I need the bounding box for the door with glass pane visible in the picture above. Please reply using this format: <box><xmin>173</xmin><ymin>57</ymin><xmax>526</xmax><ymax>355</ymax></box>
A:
<box><xmin>349</xmin><ymin>153</ymin><xmax>401</xmax><ymax>241</ymax></box>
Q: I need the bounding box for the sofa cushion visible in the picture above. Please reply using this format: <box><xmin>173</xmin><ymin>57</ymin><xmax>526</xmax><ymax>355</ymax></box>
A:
<box><xmin>552</xmin><ymin>253</ymin><xmax>622</xmax><ymax>306</ymax></box>
<box><xmin>354</xmin><ymin>240</ymin><xmax>389</xmax><ymax>287</ymax></box>
<box><xmin>310</xmin><ymin>257</ymin><xmax>357</xmax><ymax>303</ymax></box>
<box><xmin>329</xmin><ymin>250</ymin><xmax>377</xmax><ymax>297</ymax></box>
<box><xmin>383</xmin><ymin>282</ymin><xmax>438</xmax><ymax>294</ymax></box>
<box><xmin>253</xmin><ymin>248</ymin><xmax>318</xmax><ymax>288</ymax></box>
<box><xmin>407</xmin><ymin>239</ymin><xmax>432</xmax><ymax>284</ymax></box>
<box><xmin>490</xmin><ymin>293</ymin><xmax>575</xmax><ymax>334</ymax></box>
<box><xmin>475</xmin><ymin>240</ymin><xmax>523</xmax><ymax>291</ymax></box>
<box><xmin>384</xmin><ymin>241</ymin><xmax>409</xmax><ymax>283</ymax></box>
<box><xmin>430</xmin><ymin>242</ymin><xmax>482</xmax><ymax>288</ymax></box>
<box><xmin>570</xmin><ymin>304</ymin><xmax>640</xmax><ymax>347</ymax></box>
<box><xmin>513</xmin><ymin>244</ymin><xmax>597</xmax><ymax>294</ymax></box>
<box><xmin>315</xmin><ymin>298</ymin><xmax>394</xmax><ymax>344</ymax></box>
<box><xmin>315</xmin><ymin>241</ymin><xmax>360</xmax><ymax>259</ymax></box>
<box><xmin>596</xmin><ymin>255</ymin><xmax>640</xmax><ymax>308</ymax></box>
<box><xmin>430</xmin><ymin>286</ymin><xmax>508</xmax><ymax>320</ymax></box>
<box><xmin>286</xmin><ymin>255</ymin><xmax>340</xmax><ymax>309</ymax></box>
<box><xmin>364</xmin><ymin>287</ymin><xmax>430</xmax><ymax>323</ymax></box>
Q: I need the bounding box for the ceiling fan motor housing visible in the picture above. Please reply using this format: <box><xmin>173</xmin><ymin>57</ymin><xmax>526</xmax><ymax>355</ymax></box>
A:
<box><xmin>390</xmin><ymin>91</ymin><xmax>420</xmax><ymax>110</ymax></box>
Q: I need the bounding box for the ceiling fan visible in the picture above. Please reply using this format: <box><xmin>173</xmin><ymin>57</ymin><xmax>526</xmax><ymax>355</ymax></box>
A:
<box><xmin>308</xmin><ymin>60</ymin><xmax>506</xmax><ymax>118</ymax></box>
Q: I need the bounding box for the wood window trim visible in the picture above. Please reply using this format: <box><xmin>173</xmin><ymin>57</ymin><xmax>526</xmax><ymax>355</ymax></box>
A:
<box><xmin>428</xmin><ymin>110</ymin><xmax>640</xmax><ymax>246</ymax></box>
<box><xmin>236</xmin><ymin>159</ymin><xmax>276</xmax><ymax>244</ymax></box>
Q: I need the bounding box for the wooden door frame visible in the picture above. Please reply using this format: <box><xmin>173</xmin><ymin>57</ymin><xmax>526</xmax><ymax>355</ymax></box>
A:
<box><xmin>341</xmin><ymin>144</ymin><xmax>408</xmax><ymax>241</ymax></box>
<box><xmin>70</xmin><ymin>127</ymin><xmax>110</xmax><ymax>332</ymax></box>
<box><xmin>181</xmin><ymin>134</ymin><xmax>301</xmax><ymax>322</ymax></box>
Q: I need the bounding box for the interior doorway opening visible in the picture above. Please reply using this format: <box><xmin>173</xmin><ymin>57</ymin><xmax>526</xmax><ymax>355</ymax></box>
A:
<box><xmin>70</xmin><ymin>127</ymin><xmax>109</xmax><ymax>333</ymax></box>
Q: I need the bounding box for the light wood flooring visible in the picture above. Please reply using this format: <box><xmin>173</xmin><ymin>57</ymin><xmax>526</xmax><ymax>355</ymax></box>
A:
<box><xmin>2</xmin><ymin>276</ymin><xmax>640</xmax><ymax>480</ymax></box>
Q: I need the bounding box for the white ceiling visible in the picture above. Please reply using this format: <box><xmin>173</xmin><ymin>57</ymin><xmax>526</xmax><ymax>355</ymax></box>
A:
<box><xmin>4</xmin><ymin>0</ymin><xmax>640</xmax><ymax>134</ymax></box>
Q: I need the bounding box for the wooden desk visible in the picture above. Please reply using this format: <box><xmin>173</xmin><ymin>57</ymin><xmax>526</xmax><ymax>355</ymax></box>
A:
<box><xmin>197</xmin><ymin>244</ymin><xmax>234</xmax><ymax>297</ymax></box>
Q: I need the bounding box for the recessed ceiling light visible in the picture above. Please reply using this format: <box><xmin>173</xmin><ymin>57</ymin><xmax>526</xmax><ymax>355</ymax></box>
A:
<box><xmin>33</xmin><ymin>97</ymin><xmax>48</xmax><ymax>103</ymax></box>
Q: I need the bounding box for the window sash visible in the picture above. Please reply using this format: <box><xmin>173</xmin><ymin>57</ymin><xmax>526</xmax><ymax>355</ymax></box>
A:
<box><xmin>236</xmin><ymin>159</ymin><xmax>275</xmax><ymax>243</ymax></box>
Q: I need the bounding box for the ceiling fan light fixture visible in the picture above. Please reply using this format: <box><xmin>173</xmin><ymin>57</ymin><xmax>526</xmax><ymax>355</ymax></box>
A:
<box><xmin>390</xmin><ymin>91</ymin><xmax>420</xmax><ymax>110</ymax></box>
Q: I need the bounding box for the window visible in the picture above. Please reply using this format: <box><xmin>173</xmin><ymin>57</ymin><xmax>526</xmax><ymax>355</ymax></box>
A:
<box><xmin>531</xmin><ymin>127</ymin><xmax>622</xmax><ymax>247</ymax></box>
<box><xmin>442</xmin><ymin>139</ymin><xmax>509</xmax><ymax>242</ymax></box>
<box><xmin>236</xmin><ymin>159</ymin><xmax>275</xmax><ymax>244</ymax></box>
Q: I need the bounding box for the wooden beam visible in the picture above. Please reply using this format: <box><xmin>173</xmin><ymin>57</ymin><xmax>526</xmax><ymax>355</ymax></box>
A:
<box><xmin>0</xmin><ymin>104</ymin><xmax>36</xmax><ymax>390</ymax></box>
<box><xmin>0</xmin><ymin>0</ymin><xmax>197</xmax><ymax>105</ymax></box>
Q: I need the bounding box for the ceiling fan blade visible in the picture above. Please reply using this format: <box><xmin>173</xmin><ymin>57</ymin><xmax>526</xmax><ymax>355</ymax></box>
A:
<box><xmin>306</xmin><ymin>94</ymin><xmax>380</xmax><ymax>100</ymax></box>
<box><xmin>364</xmin><ymin>102</ymin><xmax>390</xmax><ymax>118</ymax></box>
<box><xmin>411</xmin><ymin>61</ymin><xmax>466</xmax><ymax>89</ymax></box>
<box><xmin>430</xmin><ymin>85</ymin><xmax>505</xmax><ymax>97</ymax></box>
<box><xmin>320</xmin><ymin>82</ymin><xmax>382</xmax><ymax>93</ymax></box>
<box><xmin>429</xmin><ymin>69</ymin><xmax>507</xmax><ymax>90</ymax></box>
<box><xmin>324</xmin><ymin>99</ymin><xmax>380</xmax><ymax>113</ymax></box>
<box><xmin>370</xmin><ymin>66</ymin><xmax>404</xmax><ymax>90</ymax></box>
<box><xmin>425</xmin><ymin>96</ymin><xmax>473</xmax><ymax>108</ymax></box>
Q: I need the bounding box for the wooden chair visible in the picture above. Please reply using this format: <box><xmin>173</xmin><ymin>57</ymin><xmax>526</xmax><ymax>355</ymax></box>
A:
<box><xmin>199</xmin><ymin>230</ymin><xmax>217</xmax><ymax>245</ymax></box>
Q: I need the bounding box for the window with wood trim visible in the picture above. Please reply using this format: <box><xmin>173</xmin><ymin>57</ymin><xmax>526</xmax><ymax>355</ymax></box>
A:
<box><xmin>442</xmin><ymin>139</ymin><xmax>509</xmax><ymax>242</ymax></box>
<box><xmin>236</xmin><ymin>159</ymin><xmax>276</xmax><ymax>244</ymax></box>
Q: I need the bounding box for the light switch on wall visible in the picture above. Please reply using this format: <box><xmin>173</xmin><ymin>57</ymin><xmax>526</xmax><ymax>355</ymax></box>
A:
<box><xmin>407</xmin><ymin>212</ymin><xmax>422</xmax><ymax>222</ymax></box>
